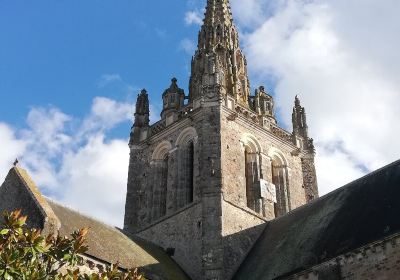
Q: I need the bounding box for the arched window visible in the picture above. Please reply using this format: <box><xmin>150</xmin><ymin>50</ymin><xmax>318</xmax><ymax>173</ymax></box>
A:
<box><xmin>178</xmin><ymin>141</ymin><xmax>195</xmax><ymax>208</ymax></box>
<box><xmin>242</xmin><ymin>134</ymin><xmax>262</xmax><ymax>215</ymax></box>
<box><xmin>186</xmin><ymin>141</ymin><xmax>194</xmax><ymax>204</ymax></box>
<box><xmin>152</xmin><ymin>155</ymin><xmax>168</xmax><ymax>220</ymax></box>
<box><xmin>176</xmin><ymin>127</ymin><xmax>197</xmax><ymax>209</ymax></box>
<box><xmin>151</xmin><ymin>141</ymin><xmax>171</xmax><ymax>221</ymax></box>
<box><xmin>245</xmin><ymin>148</ymin><xmax>260</xmax><ymax>213</ymax></box>
<box><xmin>270</xmin><ymin>153</ymin><xmax>290</xmax><ymax>218</ymax></box>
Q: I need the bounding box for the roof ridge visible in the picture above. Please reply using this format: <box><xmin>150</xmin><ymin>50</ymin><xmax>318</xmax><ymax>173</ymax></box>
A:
<box><xmin>12</xmin><ymin>167</ymin><xmax>61</xmax><ymax>233</ymax></box>
<box><xmin>45</xmin><ymin>197</ymin><xmax>121</xmax><ymax>231</ymax></box>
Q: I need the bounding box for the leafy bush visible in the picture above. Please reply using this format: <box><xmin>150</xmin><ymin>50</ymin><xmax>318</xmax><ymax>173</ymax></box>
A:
<box><xmin>0</xmin><ymin>210</ymin><xmax>145</xmax><ymax>280</ymax></box>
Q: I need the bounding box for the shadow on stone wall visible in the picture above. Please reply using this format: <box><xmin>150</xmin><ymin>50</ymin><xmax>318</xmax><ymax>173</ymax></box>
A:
<box><xmin>223</xmin><ymin>223</ymin><xmax>267</xmax><ymax>279</ymax></box>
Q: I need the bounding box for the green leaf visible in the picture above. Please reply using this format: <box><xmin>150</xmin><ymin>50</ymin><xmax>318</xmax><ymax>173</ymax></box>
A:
<box><xmin>0</xmin><ymin>229</ymin><xmax>9</xmax><ymax>235</ymax></box>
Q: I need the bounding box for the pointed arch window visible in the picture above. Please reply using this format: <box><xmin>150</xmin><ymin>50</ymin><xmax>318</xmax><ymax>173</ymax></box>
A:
<box><xmin>176</xmin><ymin>127</ymin><xmax>197</xmax><ymax>209</ymax></box>
<box><xmin>243</xmin><ymin>137</ymin><xmax>263</xmax><ymax>215</ymax></box>
<box><xmin>152</xmin><ymin>155</ymin><xmax>168</xmax><ymax>220</ymax></box>
<box><xmin>150</xmin><ymin>142</ymin><xmax>171</xmax><ymax>221</ymax></box>
<box><xmin>245</xmin><ymin>149</ymin><xmax>258</xmax><ymax>212</ymax></box>
<box><xmin>271</xmin><ymin>154</ymin><xmax>290</xmax><ymax>218</ymax></box>
<box><xmin>178</xmin><ymin>140</ymin><xmax>195</xmax><ymax>208</ymax></box>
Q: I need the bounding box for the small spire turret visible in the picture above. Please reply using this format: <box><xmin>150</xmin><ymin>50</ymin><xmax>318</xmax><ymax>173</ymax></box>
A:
<box><xmin>254</xmin><ymin>86</ymin><xmax>276</xmax><ymax>123</ymax></box>
<box><xmin>292</xmin><ymin>95</ymin><xmax>309</xmax><ymax>139</ymax></box>
<box><xmin>134</xmin><ymin>89</ymin><xmax>150</xmax><ymax>127</ymax></box>
<box><xmin>161</xmin><ymin>78</ymin><xmax>185</xmax><ymax>119</ymax></box>
<box><xmin>130</xmin><ymin>89</ymin><xmax>150</xmax><ymax>145</ymax></box>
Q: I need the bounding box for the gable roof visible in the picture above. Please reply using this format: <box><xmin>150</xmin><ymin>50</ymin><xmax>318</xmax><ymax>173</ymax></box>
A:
<box><xmin>0</xmin><ymin>167</ymin><xmax>190</xmax><ymax>280</ymax></box>
<box><xmin>234</xmin><ymin>160</ymin><xmax>400</xmax><ymax>280</ymax></box>
<box><xmin>47</xmin><ymin>200</ymin><xmax>190</xmax><ymax>280</ymax></box>
<box><xmin>0</xmin><ymin>167</ymin><xmax>60</xmax><ymax>234</ymax></box>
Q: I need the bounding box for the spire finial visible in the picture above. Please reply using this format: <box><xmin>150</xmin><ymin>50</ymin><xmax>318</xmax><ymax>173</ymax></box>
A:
<box><xmin>295</xmin><ymin>95</ymin><xmax>301</xmax><ymax>106</ymax></box>
<box><xmin>13</xmin><ymin>158</ymin><xmax>19</xmax><ymax>167</ymax></box>
<box><xmin>189</xmin><ymin>0</ymin><xmax>251</xmax><ymax>105</ymax></box>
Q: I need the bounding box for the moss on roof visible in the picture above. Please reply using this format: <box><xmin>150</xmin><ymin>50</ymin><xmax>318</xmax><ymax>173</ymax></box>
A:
<box><xmin>1</xmin><ymin>166</ymin><xmax>189</xmax><ymax>280</ymax></box>
<box><xmin>234</xmin><ymin>160</ymin><xmax>400</xmax><ymax>280</ymax></box>
<box><xmin>47</xmin><ymin>200</ymin><xmax>190</xmax><ymax>280</ymax></box>
<box><xmin>14</xmin><ymin>167</ymin><xmax>61</xmax><ymax>227</ymax></box>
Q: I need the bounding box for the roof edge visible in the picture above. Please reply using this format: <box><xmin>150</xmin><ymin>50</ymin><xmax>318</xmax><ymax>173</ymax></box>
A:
<box><xmin>12</xmin><ymin>167</ymin><xmax>61</xmax><ymax>234</ymax></box>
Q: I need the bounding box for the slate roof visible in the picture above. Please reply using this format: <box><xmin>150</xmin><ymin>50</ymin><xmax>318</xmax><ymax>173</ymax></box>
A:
<box><xmin>234</xmin><ymin>160</ymin><xmax>400</xmax><ymax>280</ymax></box>
<box><xmin>0</xmin><ymin>167</ymin><xmax>189</xmax><ymax>280</ymax></box>
<box><xmin>47</xmin><ymin>200</ymin><xmax>190</xmax><ymax>280</ymax></box>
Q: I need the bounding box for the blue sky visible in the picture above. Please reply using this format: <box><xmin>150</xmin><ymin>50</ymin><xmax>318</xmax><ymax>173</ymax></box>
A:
<box><xmin>0</xmin><ymin>0</ymin><xmax>201</xmax><ymax>135</ymax></box>
<box><xmin>1</xmin><ymin>0</ymin><xmax>400</xmax><ymax>226</ymax></box>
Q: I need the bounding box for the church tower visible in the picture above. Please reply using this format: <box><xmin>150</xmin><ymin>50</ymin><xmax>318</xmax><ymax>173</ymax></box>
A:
<box><xmin>124</xmin><ymin>1</ymin><xmax>318</xmax><ymax>279</ymax></box>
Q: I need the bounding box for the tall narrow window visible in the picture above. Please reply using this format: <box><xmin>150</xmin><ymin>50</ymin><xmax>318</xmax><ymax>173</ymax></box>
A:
<box><xmin>245</xmin><ymin>149</ymin><xmax>260</xmax><ymax>213</ymax></box>
<box><xmin>178</xmin><ymin>141</ymin><xmax>195</xmax><ymax>208</ymax></box>
<box><xmin>152</xmin><ymin>155</ymin><xmax>168</xmax><ymax>220</ymax></box>
<box><xmin>271</xmin><ymin>159</ymin><xmax>289</xmax><ymax>218</ymax></box>
<box><xmin>160</xmin><ymin>155</ymin><xmax>168</xmax><ymax>216</ymax></box>
<box><xmin>187</xmin><ymin>141</ymin><xmax>194</xmax><ymax>204</ymax></box>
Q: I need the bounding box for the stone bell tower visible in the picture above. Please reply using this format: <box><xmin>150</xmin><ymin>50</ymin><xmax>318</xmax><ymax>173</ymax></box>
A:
<box><xmin>124</xmin><ymin>0</ymin><xmax>318</xmax><ymax>279</ymax></box>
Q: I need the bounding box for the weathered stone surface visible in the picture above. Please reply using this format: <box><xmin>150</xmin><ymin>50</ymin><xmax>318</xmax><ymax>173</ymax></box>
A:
<box><xmin>0</xmin><ymin>167</ymin><xmax>60</xmax><ymax>235</ymax></box>
<box><xmin>124</xmin><ymin>1</ymin><xmax>318</xmax><ymax>279</ymax></box>
<box><xmin>137</xmin><ymin>204</ymin><xmax>203</xmax><ymax>280</ymax></box>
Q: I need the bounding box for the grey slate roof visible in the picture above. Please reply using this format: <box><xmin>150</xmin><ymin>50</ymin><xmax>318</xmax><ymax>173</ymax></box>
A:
<box><xmin>234</xmin><ymin>160</ymin><xmax>400</xmax><ymax>280</ymax></box>
<box><xmin>47</xmin><ymin>200</ymin><xmax>190</xmax><ymax>280</ymax></box>
<box><xmin>0</xmin><ymin>167</ymin><xmax>190</xmax><ymax>280</ymax></box>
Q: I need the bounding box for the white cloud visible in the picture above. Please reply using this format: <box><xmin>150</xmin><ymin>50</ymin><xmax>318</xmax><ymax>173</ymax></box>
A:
<box><xmin>179</xmin><ymin>38</ymin><xmax>196</xmax><ymax>55</ymax></box>
<box><xmin>0</xmin><ymin>97</ymin><xmax>133</xmax><ymax>227</ymax></box>
<box><xmin>80</xmin><ymin>97</ymin><xmax>133</xmax><ymax>135</ymax></box>
<box><xmin>97</xmin><ymin>74</ymin><xmax>122</xmax><ymax>88</ymax></box>
<box><xmin>0</xmin><ymin>124</ymin><xmax>26</xmax><ymax>183</ymax></box>
<box><xmin>185</xmin><ymin>10</ymin><xmax>203</xmax><ymax>26</ymax></box>
<box><xmin>58</xmin><ymin>135</ymin><xmax>129</xmax><ymax>227</ymax></box>
<box><xmin>235</xmin><ymin>0</ymin><xmax>400</xmax><ymax>195</ymax></box>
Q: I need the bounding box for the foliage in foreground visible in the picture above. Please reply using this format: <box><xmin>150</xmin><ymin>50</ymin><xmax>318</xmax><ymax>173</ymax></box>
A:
<box><xmin>0</xmin><ymin>210</ymin><xmax>145</xmax><ymax>280</ymax></box>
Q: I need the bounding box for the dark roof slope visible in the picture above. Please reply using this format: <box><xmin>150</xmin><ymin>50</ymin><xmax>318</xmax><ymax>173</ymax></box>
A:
<box><xmin>1</xmin><ymin>166</ymin><xmax>189</xmax><ymax>280</ymax></box>
<box><xmin>234</xmin><ymin>160</ymin><xmax>400</xmax><ymax>280</ymax></box>
<box><xmin>47</xmin><ymin>200</ymin><xmax>190</xmax><ymax>280</ymax></box>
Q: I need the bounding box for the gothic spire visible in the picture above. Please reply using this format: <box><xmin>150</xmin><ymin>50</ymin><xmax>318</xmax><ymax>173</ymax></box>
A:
<box><xmin>134</xmin><ymin>89</ymin><xmax>150</xmax><ymax>128</ymax></box>
<box><xmin>130</xmin><ymin>89</ymin><xmax>150</xmax><ymax>145</ymax></box>
<box><xmin>189</xmin><ymin>0</ymin><xmax>251</xmax><ymax>106</ymax></box>
<box><xmin>292</xmin><ymin>95</ymin><xmax>309</xmax><ymax>139</ymax></box>
<box><xmin>203</xmin><ymin>0</ymin><xmax>234</xmax><ymax>30</ymax></box>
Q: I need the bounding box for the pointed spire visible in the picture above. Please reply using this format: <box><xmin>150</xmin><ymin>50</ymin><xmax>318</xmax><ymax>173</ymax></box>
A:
<box><xmin>134</xmin><ymin>89</ymin><xmax>150</xmax><ymax>127</ymax></box>
<box><xmin>198</xmin><ymin>0</ymin><xmax>238</xmax><ymax>52</ymax></box>
<box><xmin>292</xmin><ymin>95</ymin><xmax>309</xmax><ymax>139</ymax></box>
<box><xmin>203</xmin><ymin>0</ymin><xmax>234</xmax><ymax>27</ymax></box>
<box><xmin>189</xmin><ymin>0</ymin><xmax>251</xmax><ymax>107</ymax></box>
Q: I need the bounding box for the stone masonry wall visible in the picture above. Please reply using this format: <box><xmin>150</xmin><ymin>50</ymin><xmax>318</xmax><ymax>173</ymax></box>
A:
<box><xmin>124</xmin><ymin>117</ymin><xmax>202</xmax><ymax>231</ymax></box>
<box><xmin>125</xmin><ymin>102</ymin><xmax>224</xmax><ymax>280</ymax></box>
<box><xmin>221</xmin><ymin>200</ymin><xmax>266</xmax><ymax>279</ymax></box>
<box><xmin>220</xmin><ymin>106</ymin><xmax>307</xmax><ymax>279</ymax></box>
<box><xmin>282</xmin><ymin>234</ymin><xmax>400</xmax><ymax>280</ymax></box>
<box><xmin>0</xmin><ymin>168</ymin><xmax>46</xmax><ymax>229</ymax></box>
<box><xmin>220</xmin><ymin>107</ymin><xmax>306</xmax><ymax>218</ymax></box>
<box><xmin>137</xmin><ymin>204</ymin><xmax>203</xmax><ymax>280</ymax></box>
